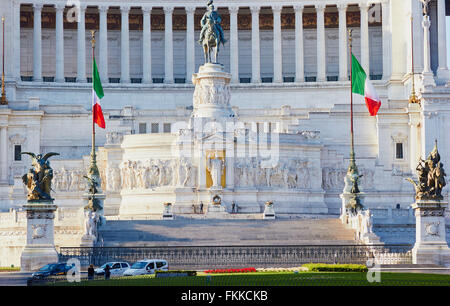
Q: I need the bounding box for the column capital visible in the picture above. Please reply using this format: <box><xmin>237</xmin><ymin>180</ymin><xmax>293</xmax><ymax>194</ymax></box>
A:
<box><xmin>315</xmin><ymin>4</ymin><xmax>326</xmax><ymax>13</ymax></box>
<box><xmin>293</xmin><ymin>4</ymin><xmax>304</xmax><ymax>13</ymax></box>
<box><xmin>33</xmin><ymin>3</ymin><xmax>43</xmax><ymax>11</ymax></box>
<box><xmin>272</xmin><ymin>5</ymin><xmax>282</xmax><ymax>14</ymax></box>
<box><xmin>142</xmin><ymin>6</ymin><xmax>152</xmax><ymax>14</ymax></box>
<box><xmin>120</xmin><ymin>5</ymin><xmax>131</xmax><ymax>14</ymax></box>
<box><xmin>250</xmin><ymin>6</ymin><xmax>260</xmax><ymax>14</ymax></box>
<box><xmin>358</xmin><ymin>2</ymin><xmax>370</xmax><ymax>11</ymax></box>
<box><xmin>164</xmin><ymin>6</ymin><xmax>174</xmax><ymax>15</ymax></box>
<box><xmin>337</xmin><ymin>3</ymin><xmax>348</xmax><ymax>11</ymax></box>
<box><xmin>98</xmin><ymin>5</ymin><xmax>109</xmax><ymax>13</ymax></box>
<box><xmin>54</xmin><ymin>3</ymin><xmax>66</xmax><ymax>12</ymax></box>
<box><xmin>228</xmin><ymin>6</ymin><xmax>239</xmax><ymax>14</ymax></box>
<box><xmin>185</xmin><ymin>6</ymin><xmax>196</xmax><ymax>15</ymax></box>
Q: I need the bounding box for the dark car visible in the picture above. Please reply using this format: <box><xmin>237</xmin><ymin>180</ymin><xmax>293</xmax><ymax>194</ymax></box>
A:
<box><xmin>31</xmin><ymin>263</ymin><xmax>73</xmax><ymax>279</ymax></box>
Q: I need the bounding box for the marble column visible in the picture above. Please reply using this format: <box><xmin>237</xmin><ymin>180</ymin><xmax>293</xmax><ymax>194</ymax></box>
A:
<box><xmin>273</xmin><ymin>5</ymin><xmax>283</xmax><ymax>83</ymax></box>
<box><xmin>33</xmin><ymin>3</ymin><xmax>43</xmax><ymax>82</ymax></box>
<box><xmin>338</xmin><ymin>3</ymin><xmax>347</xmax><ymax>81</ymax></box>
<box><xmin>164</xmin><ymin>6</ymin><xmax>174</xmax><ymax>84</ymax></box>
<box><xmin>381</xmin><ymin>0</ymin><xmax>391</xmax><ymax>80</ymax></box>
<box><xmin>120</xmin><ymin>5</ymin><xmax>130</xmax><ymax>84</ymax></box>
<box><xmin>250</xmin><ymin>6</ymin><xmax>261</xmax><ymax>83</ymax></box>
<box><xmin>186</xmin><ymin>6</ymin><xmax>195</xmax><ymax>83</ymax></box>
<box><xmin>142</xmin><ymin>6</ymin><xmax>152</xmax><ymax>84</ymax></box>
<box><xmin>422</xmin><ymin>15</ymin><xmax>436</xmax><ymax>87</ymax></box>
<box><xmin>13</xmin><ymin>1</ymin><xmax>20</xmax><ymax>81</ymax></box>
<box><xmin>359</xmin><ymin>2</ymin><xmax>370</xmax><ymax>78</ymax></box>
<box><xmin>99</xmin><ymin>5</ymin><xmax>109</xmax><ymax>84</ymax></box>
<box><xmin>437</xmin><ymin>0</ymin><xmax>449</xmax><ymax>80</ymax></box>
<box><xmin>77</xmin><ymin>4</ymin><xmax>87</xmax><ymax>83</ymax></box>
<box><xmin>294</xmin><ymin>4</ymin><xmax>304</xmax><ymax>83</ymax></box>
<box><xmin>316</xmin><ymin>4</ymin><xmax>326</xmax><ymax>82</ymax></box>
<box><xmin>55</xmin><ymin>4</ymin><xmax>65</xmax><ymax>83</ymax></box>
<box><xmin>229</xmin><ymin>6</ymin><xmax>239</xmax><ymax>83</ymax></box>
<box><xmin>0</xmin><ymin>126</ymin><xmax>7</xmax><ymax>184</ymax></box>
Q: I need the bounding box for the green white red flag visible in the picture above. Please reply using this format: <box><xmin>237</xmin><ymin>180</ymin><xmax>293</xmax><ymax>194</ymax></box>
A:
<box><xmin>351</xmin><ymin>53</ymin><xmax>381</xmax><ymax>116</ymax></box>
<box><xmin>92</xmin><ymin>57</ymin><xmax>105</xmax><ymax>129</ymax></box>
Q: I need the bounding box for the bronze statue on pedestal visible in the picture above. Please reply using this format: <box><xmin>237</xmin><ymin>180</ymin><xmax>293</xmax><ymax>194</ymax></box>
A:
<box><xmin>21</xmin><ymin>152</ymin><xmax>59</xmax><ymax>202</ymax></box>
<box><xmin>407</xmin><ymin>140</ymin><xmax>447</xmax><ymax>201</ymax></box>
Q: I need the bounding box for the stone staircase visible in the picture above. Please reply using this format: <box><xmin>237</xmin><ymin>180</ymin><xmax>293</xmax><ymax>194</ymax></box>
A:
<box><xmin>99</xmin><ymin>216</ymin><xmax>357</xmax><ymax>247</ymax></box>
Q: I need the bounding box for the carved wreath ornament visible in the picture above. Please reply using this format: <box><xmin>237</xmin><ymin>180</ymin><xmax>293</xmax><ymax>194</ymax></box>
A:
<box><xmin>425</xmin><ymin>222</ymin><xmax>440</xmax><ymax>237</ymax></box>
<box><xmin>31</xmin><ymin>224</ymin><xmax>47</xmax><ymax>240</ymax></box>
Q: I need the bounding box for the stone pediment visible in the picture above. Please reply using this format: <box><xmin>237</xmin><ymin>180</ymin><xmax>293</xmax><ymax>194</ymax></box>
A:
<box><xmin>199</xmin><ymin>132</ymin><xmax>230</xmax><ymax>144</ymax></box>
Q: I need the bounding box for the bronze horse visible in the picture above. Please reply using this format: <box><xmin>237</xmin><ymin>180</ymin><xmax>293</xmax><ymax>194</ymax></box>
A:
<box><xmin>201</xmin><ymin>18</ymin><xmax>224</xmax><ymax>64</ymax></box>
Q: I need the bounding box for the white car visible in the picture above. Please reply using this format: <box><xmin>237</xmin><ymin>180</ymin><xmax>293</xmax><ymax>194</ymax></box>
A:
<box><xmin>95</xmin><ymin>262</ymin><xmax>130</xmax><ymax>277</ymax></box>
<box><xmin>123</xmin><ymin>259</ymin><xmax>169</xmax><ymax>276</ymax></box>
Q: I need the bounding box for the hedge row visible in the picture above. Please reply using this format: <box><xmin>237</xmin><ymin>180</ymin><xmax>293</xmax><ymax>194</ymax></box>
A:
<box><xmin>155</xmin><ymin>270</ymin><xmax>197</xmax><ymax>277</ymax></box>
<box><xmin>302</xmin><ymin>263</ymin><xmax>368</xmax><ymax>272</ymax></box>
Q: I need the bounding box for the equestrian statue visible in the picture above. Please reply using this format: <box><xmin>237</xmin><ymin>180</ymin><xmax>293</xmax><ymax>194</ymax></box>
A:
<box><xmin>198</xmin><ymin>0</ymin><xmax>227</xmax><ymax>64</ymax></box>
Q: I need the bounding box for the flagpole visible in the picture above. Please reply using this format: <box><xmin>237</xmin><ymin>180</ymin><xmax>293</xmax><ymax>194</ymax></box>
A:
<box><xmin>348</xmin><ymin>28</ymin><xmax>355</xmax><ymax>168</ymax></box>
<box><xmin>89</xmin><ymin>30</ymin><xmax>99</xmax><ymax>178</ymax></box>
<box><xmin>1</xmin><ymin>16</ymin><xmax>7</xmax><ymax>105</ymax></box>
<box><xmin>409</xmin><ymin>16</ymin><xmax>419</xmax><ymax>104</ymax></box>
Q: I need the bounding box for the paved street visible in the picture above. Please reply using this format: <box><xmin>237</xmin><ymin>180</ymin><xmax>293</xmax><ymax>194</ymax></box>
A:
<box><xmin>0</xmin><ymin>272</ymin><xmax>31</xmax><ymax>286</ymax></box>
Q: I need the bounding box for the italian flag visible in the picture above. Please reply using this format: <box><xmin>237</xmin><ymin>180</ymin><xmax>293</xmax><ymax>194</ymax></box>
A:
<box><xmin>92</xmin><ymin>57</ymin><xmax>105</xmax><ymax>129</ymax></box>
<box><xmin>352</xmin><ymin>53</ymin><xmax>381</xmax><ymax>116</ymax></box>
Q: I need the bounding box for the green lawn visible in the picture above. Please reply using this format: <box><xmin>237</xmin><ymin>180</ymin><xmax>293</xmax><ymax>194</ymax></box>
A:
<box><xmin>46</xmin><ymin>272</ymin><xmax>450</xmax><ymax>286</ymax></box>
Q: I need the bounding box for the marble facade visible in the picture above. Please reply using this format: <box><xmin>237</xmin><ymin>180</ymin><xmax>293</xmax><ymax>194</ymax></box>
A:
<box><xmin>0</xmin><ymin>0</ymin><xmax>448</xmax><ymax>217</ymax></box>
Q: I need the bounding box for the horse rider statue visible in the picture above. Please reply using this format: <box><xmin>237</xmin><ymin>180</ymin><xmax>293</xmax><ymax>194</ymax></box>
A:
<box><xmin>198</xmin><ymin>0</ymin><xmax>227</xmax><ymax>63</ymax></box>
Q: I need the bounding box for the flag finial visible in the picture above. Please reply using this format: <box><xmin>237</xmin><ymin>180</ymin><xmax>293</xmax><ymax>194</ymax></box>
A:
<box><xmin>91</xmin><ymin>30</ymin><xmax>96</xmax><ymax>49</ymax></box>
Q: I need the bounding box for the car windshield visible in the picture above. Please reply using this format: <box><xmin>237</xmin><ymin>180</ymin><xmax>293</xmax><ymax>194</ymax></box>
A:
<box><xmin>39</xmin><ymin>264</ymin><xmax>57</xmax><ymax>271</ymax></box>
<box><xmin>100</xmin><ymin>262</ymin><xmax>114</xmax><ymax>269</ymax></box>
<box><xmin>131</xmin><ymin>262</ymin><xmax>148</xmax><ymax>269</ymax></box>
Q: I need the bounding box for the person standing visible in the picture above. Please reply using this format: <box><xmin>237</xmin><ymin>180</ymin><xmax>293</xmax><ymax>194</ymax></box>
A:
<box><xmin>231</xmin><ymin>201</ymin><xmax>236</xmax><ymax>213</ymax></box>
<box><xmin>199</xmin><ymin>202</ymin><xmax>204</xmax><ymax>214</ymax></box>
<box><xmin>87</xmin><ymin>264</ymin><xmax>95</xmax><ymax>281</ymax></box>
<box><xmin>104</xmin><ymin>264</ymin><xmax>111</xmax><ymax>280</ymax></box>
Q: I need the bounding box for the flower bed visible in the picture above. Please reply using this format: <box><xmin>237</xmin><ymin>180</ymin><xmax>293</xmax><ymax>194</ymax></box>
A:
<box><xmin>204</xmin><ymin>267</ymin><xmax>257</xmax><ymax>274</ymax></box>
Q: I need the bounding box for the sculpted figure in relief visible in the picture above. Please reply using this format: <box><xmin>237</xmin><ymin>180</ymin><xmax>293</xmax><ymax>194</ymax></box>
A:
<box><xmin>207</xmin><ymin>153</ymin><xmax>225</xmax><ymax>188</ymax></box>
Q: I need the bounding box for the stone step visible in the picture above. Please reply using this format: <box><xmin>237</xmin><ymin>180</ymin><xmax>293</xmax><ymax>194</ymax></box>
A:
<box><xmin>99</xmin><ymin>217</ymin><xmax>357</xmax><ymax>247</ymax></box>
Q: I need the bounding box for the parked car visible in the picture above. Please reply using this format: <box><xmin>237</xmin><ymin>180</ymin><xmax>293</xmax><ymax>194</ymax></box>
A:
<box><xmin>31</xmin><ymin>263</ymin><xmax>73</xmax><ymax>279</ymax></box>
<box><xmin>123</xmin><ymin>259</ymin><xmax>168</xmax><ymax>276</ymax></box>
<box><xmin>95</xmin><ymin>262</ymin><xmax>130</xmax><ymax>276</ymax></box>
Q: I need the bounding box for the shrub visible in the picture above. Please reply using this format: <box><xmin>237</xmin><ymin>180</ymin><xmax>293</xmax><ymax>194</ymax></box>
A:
<box><xmin>204</xmin><ymin>267</ymin><xmax>257</xmax><ymax>274</ymax></box>
<box><xmin>155</xmin><ymin>270</ymin><xmax>197</xmax><ymax>277</ymax></box>
<box><xmin>302</xmin><ymin>263</ymin><xmax>368</xmax><ymax>272</ymax></box>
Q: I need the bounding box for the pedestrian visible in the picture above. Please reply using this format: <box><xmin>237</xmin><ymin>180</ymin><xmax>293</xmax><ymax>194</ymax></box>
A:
<box><xmin>231</xmin><ymin>201</ymin><xmax>235</xmax><ymax>213</ymax></box>
<box><xmin>199</xmin><ymin>202</ymin><xmax>204</xmax><ymax>214</ymax></box>
<box><xmin>192</xmin><ymin>204</ymin><xmax>196</xmax><ymax>214</ymax></box>
<box><xmin>104</xmin><ymin>264</ymin><xmax>111</xmax><ymax>280</ymax></box>
<box><xmin>87</xmin><ymin>264</ymin><xmax>95</xmax><ymax>281</ymax></box>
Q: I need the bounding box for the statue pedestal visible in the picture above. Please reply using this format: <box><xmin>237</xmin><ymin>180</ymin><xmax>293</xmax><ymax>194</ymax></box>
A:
<box><xmin>20</xmin><ymin>201</ymin><xmax>59</xmax><ymax>271</ymax></box>
<box><xmin>263</xmin><ymin>204</ymin><xmax>276</xmax><ymax>220</ymax></box>
<box><xmin>80</xmin><ymin>234</ymin><xmax>96</xmax><ymax>247</ymax></box>
<box><xmin>162</xmin><ymin>203</ymin><xmax>174</xmax><ymax>220</ymax></box>
<box><xmin>191</xmin><ymin>63</ymin><xmax>233</xmax><ymax>119</ymax></box>
<box><xmin>207</xmin><ymin>203</ymin><xmax>226</xmax><ymax>214</ymax></box>
<box><xmin>411</xmin><ymin>200</ymin><xmax>450</xmax><ymax>266</ymax></box>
